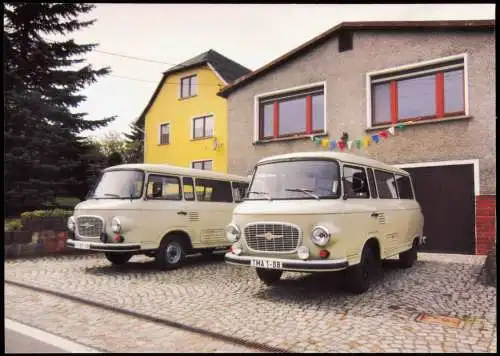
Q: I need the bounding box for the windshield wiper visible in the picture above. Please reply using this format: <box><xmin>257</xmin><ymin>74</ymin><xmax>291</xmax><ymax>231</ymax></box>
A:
<box><xmin>103</xmin><ymin>193</ymin><xmax>122</xmax><ymax>198</ymax></box>
<box><xmin>248</xmin><ymin>191</ymin><xmax>272</xmax><ymax>201</ymax></box>
<box><xmin>285</xmin><ymin>188</ymin><xmax>320</xmax><ymax>200</ymax></box>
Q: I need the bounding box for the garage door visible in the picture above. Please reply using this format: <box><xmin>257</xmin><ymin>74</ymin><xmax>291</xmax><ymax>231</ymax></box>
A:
<box><xmin>403</xmin><ymin>164</ymin><xmax>475</xmax><ymax>254</ymax></box>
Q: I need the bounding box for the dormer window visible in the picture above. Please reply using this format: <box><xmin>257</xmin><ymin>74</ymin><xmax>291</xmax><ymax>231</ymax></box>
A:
<box><xmin>180</xmin><ymin>74</ymin><xmax>198</xmax><ymax>98</ymax></box>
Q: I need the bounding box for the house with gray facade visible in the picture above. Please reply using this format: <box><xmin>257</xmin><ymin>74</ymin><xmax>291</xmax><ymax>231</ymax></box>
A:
<box><xmin>218</xmin><ymin>20</ymin><xmax>495</xmax><ymax>256</ymax></box>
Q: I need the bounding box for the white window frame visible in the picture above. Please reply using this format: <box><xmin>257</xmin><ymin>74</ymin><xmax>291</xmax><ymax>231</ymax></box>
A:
<box><xmin>253</xmin><ymin>81</ymin><xmax>327</xmax><ymax>143</ymax></box>
<box><xmin>179</xmin><ymin>73</ymin><xmax>198</xmax><ymax>99</ymax></box>
<box><xmin>191</xmin><ymin>159</ymin><xmax>214</xmax><ymax>171</ymax></box>
<box><xmin>190</xmin><ymin>113</ymin><xmax>215</xmax><ymax>140</ymax></box>
<box><xmin>158</xmin><ymin>122</ymin><xmax>171</xmax><ymax>145</ymax></box>
<box><xmin>365</xmin><ymin>53</ymin><xmax>469</xmax><ymax>129</ymax></box>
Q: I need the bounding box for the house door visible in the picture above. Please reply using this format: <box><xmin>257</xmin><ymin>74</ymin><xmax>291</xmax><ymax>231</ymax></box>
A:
<box><xmin>403</xmin><ymin>164</ymin><xmax>475</xmax><ymax>254</ymax></box>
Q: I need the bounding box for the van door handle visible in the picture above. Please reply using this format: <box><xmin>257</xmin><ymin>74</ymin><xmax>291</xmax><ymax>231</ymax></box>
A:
<box><xmin>371</xmin><ymin>212</ymin><xmax>379</xmax><ymax>218</ymax></box>
<box><xmin>177</xmin><ymin>211</ymin><xmax>187</xmax><ymax>216</ymax></box>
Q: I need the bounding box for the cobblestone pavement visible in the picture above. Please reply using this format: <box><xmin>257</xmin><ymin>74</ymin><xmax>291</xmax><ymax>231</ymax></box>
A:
<box><xmin>4</xmin><ymin>252</ymin><xmax>497</xmax><ymax>353</ymax></box>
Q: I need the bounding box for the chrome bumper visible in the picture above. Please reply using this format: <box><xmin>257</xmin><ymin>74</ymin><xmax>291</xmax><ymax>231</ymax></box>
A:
<box><xmin>67</xmin><ymin>239</ymin><xmax>142</xmax><ymax>252</ymax></box>
<box><xmin>225</xmin><ymin>252</ymin><xmax>349</xmax><ymax>272</ymax></box>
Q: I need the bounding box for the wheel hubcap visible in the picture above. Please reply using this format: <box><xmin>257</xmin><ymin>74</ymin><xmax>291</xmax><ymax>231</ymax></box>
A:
<box><xmin>165</xmin><ymin>243</ymin><xmax>182</xmax><ymax>264</ymax></box>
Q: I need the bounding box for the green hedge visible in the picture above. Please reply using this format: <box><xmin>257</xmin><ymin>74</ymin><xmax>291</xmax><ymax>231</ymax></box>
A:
<box><xmin>5</xmin><ymin>219</ymin><xmax>23</xmax><ymax>232</ymax></box>
<box><xmin>20</xmin><ymin>208</ymin><xmax>73</xmax><ymax>219</ymax></box>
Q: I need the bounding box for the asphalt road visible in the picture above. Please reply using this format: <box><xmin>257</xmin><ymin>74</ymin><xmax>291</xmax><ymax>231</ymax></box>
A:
<box><xmin>5</xmin><ymin>318</ymin><xmax>99</xmax><ymax>354</ymax></box>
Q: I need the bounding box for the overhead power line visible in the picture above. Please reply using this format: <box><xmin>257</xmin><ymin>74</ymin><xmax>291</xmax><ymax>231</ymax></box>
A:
<box><xmin>94</xmin><ymin>49</ymin><xmax>178</xmax><ymax>66</ymax></box>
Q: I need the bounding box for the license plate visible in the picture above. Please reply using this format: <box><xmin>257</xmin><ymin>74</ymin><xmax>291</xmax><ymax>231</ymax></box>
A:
<box><xmin>250</xmin><ymin>258</ymin><xmax>282</xmax><ymax>270</ymax></box>
<box><xmin>73</xmin><ymin>241</ymin><xmax>91</xmax><ymax>250</ymax></box>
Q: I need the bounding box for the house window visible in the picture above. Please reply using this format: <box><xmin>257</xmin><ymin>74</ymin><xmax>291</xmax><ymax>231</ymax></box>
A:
<box><xmin>369</xmin><ymin>56</ymin><xmax>466</xmax><ymax>127</ymax></box>
<box><xmin>338</xmin><ymin>31</ymin><xmax>353</xmax><ymax>52</ymax></box>
<box><xmin>180</xmin><ymin>74</ymin><xmax>197</xmax><ymax>98</ymax></box>
<box><xmin>192</xmin><ymin>160</ymin><xmax>212</xmax><ymax>171</ymax></box>
<box><xmin>258</xmin><ymin>85</ymin><xmax>325</xmax><ymax>140</ymax></box>
<box><xmin>193</xmin><ymin>115</ymin><xmax>214</xmax><ymax>139</ymax></box>
<box><xmin>159</xmin><ymin>123</ymin><xmax>170</xmax><ymax>145</ymax></box>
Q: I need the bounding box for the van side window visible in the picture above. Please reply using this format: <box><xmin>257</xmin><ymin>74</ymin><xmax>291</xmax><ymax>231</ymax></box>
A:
<box><xmin>195</xmin><ymin>178</ymin><xmax>233</xmax><ymax>202</ymax></box>
<box><xmin>343</xmin><ymin>165</ymin><xmax>369</xmax><ymax>198</ymax></box>
<box><xmin>374</xmin><ymin>170</ymin><xmax>398</xmax><ymax>199</ymax></box>
<box><xmin>232</xmin><ymin>181</ymin><xmax>249</xmax><ymax>202</ymax></box>
<box><xmin>367</xmin><ymin>168</ymin><xmax>378</xmax><ymax>199</ymax></box>
<box><xmin>395</xmin><ymin>174</ymin><xmax>414</xmax><ymax>199</ymax></box>
<box><xmin>183</xmin><ymin>177</ymin><xmax>195</xmax><ymax>201</ymax></box>
<box><xmin>147</xmin><ymin>175</ymin><xmax>181</xmax><ymax>200</ymax></box>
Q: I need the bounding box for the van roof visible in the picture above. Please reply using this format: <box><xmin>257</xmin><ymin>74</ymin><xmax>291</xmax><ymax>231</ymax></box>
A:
<box><xmin>257</xmin><ymin>151</ymin><xmax>409</xmax><ymax>175</ymax></box>
<box><xmin>104</xmin><ymin>163</ymin><xmax>249</xmax><ymax>181</ymax></box>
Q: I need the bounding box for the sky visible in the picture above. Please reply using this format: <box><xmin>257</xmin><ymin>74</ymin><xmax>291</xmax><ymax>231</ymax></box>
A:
<box><xmin>68</xmin><ymin>4</ymin><xmax>495</xmax><ymax>140</ymax></box>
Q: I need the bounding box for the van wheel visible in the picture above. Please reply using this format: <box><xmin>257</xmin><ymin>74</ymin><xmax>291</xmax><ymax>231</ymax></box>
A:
<box><xmin>344</xmin><ymin>245</ymin><xmax>375</xmax><ymax>294</ymax></box>
<box><xmin>256</xmin><ymin>268</ymin><xmax>283</xmax><ymax>285</ymax></box>
<box><xmin>105</xmin><ymin>252</ymin><xmax>132</xmax><ymax>265</ymax></box>
<box><xmin>156</xmin><ymin>236</ymin><xmax>186</xmax><ymax>270</ymax></box>
<box><xmin>399</xmin><ymin>240</ymin><xmax>418</xmax><ymax>268</ymax></box>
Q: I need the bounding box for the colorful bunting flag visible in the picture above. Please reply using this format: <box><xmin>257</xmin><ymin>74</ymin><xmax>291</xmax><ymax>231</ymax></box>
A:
<box><xmin>310</xmin><ymin>120</ymin><xmax>412</xmax><ymax>151</ymax></box>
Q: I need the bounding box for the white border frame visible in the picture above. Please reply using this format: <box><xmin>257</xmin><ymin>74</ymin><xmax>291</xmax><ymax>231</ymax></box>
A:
<box><xmin>253</xmin><ymin>81</ymin><xmax>327</xmax><ymax>143</ymax></box>
<box><xmin>189</xmin><ymin>113</ymin><xmax>216</xmax><ymax>140</ymax></box>
<box><xmin>158</xmin><ymin>121</ymin><xmax>171</xmax><ymax>145</ymax></box>
<box><xmin>365</xmin><ymin>53</ymin><xmax>469</xmax><ymax>130</ymax></box>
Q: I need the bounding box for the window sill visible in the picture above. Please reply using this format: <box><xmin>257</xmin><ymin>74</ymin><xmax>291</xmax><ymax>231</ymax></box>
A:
<box><xmin>157</xmin><ymin>143</ymin><xmax>170</xmax><ymax>146</ymax></box>
<box><xmin>253</xmin><ymin>132</ymin><xmax>328</xmax><ymax>145</ymax></box>
<box><xmin>178</xmin><ymin>95</ymin><xmax>198</xmax><ymax>101</ymax></box>
<box><xmin>190</xmin><ymin>136</ymin><xmax>214</xmax><ymax>142</ymax></box>
<box><xmin>365</xmin><ymin>115</ymin><xmax>472</xmax><ymax>132</ymax></box>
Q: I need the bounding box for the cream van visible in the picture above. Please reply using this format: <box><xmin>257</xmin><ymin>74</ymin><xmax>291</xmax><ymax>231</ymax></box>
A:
<box><xmin>66</xmin><ymin>164</ymin><xmax>249</xmax><ymax>269</ymax></box>
<box><xmin>224</xmin><ymin>152</ymin><xmax>425</xmax><ymax>293</ymax></box>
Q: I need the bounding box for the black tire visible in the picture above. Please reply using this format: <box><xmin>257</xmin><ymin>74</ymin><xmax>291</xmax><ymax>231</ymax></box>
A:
<box><xmin>256</xmin><ymin>268</ymin><xmax>283</xmax><ymax>285</ymax></box>
<box><xmin>155</xmin><ymin>236</ymin><xmax>186</xmax><ymax>270</ymax></box>
<box><xmin>399</xmin><ymin>240</ymin><xmax>418</xmax><ymax>268</ymax></box>
<box><xmin>344</xmin><ymin>245</ymin><xmax>376</xmax><ymax>294</ymax></box>
<box><xmin>105</xmin><ymin>252</ymin><xmax>132</xmax><ymax>265</ymax></box>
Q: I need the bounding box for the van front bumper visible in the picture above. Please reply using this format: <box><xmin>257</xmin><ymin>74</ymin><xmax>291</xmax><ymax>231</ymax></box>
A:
<box><xmin>225</xmin><ymin>252</ymin><xmax>349</xmax><ymax>272</ymax></box>
<box><xmin>67</xmin><ymin>239</ymin><xmax>142</xmax><ymax>252</ymax></box>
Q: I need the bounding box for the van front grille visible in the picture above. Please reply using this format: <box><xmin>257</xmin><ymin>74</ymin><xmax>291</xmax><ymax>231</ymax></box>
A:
<box><xmin>76</xmin><ymin>216</ymin><xmax>104</xmax><ymax>238</ymax></box>
<box><xmin>244</xmin><ymin>223</ymin><xmax>301</xmax><ymax>253</ymax></box>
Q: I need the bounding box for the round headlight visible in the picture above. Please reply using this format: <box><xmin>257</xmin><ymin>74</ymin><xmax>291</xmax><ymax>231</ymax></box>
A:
<box><xmin>311</xmin><ymin>226</ymin><xmax>330</xmax><ymax>246</ymax></box>
<box><xmin>297</xmin><ymin>245</ymin><xmax>309</xmax><ymax>260</ymax></box>
<box><xmin>225</xmin><ymin>223</ymin><xmax>241</xmax><ymax>243</ymax></box>
<box><xmin>111</xmin><ymin>217</ymin><xmax>121</xmax><ymax>233</ymax></box>
<box><xmin>67</xmin><ymin>216</ymin><xmax>75</xmax><ymax>232</ymax></box>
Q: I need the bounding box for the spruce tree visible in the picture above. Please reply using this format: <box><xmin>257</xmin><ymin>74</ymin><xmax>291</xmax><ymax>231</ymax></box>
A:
<box><xmin>4</xmin><ymin>3</ymin><xmax>115</xmax><ymax>216</ymax></box>
<box><xmin>123</xmin><ymin>121</ymin><xmax>144</xmax><ymax>163</ymax></box>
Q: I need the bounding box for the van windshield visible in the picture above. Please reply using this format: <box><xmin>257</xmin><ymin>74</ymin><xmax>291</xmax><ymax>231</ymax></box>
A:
<box><xmin>90</xmin><ymin>170</ymin><xmax>145</xmax><ymax>199</ymax></box>
<box><xmin>247</xmin><ymin>160</ymin><xmax>340</xmax><ymax>200</ymax></box>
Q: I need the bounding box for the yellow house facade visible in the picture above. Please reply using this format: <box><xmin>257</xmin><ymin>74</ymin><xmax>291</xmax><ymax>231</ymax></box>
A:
<box><xmin>137</xmin><ymin>50</ymin><xmax>251</xmax><ymax>173</ymax></box>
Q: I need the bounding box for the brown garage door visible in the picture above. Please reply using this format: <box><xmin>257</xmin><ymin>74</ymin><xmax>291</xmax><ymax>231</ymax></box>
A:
<box><xmin>404</xmin><ymin>164</ymin><xmax>475</xmax><ymax>254</ymax></box>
